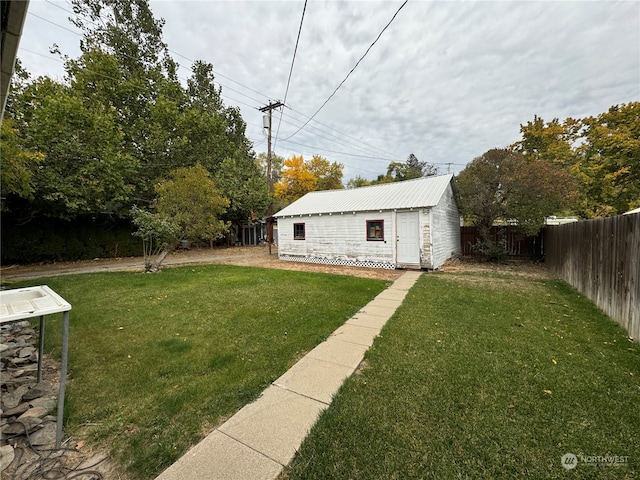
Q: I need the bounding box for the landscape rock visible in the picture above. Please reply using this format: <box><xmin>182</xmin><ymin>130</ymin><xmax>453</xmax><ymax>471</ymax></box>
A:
<box><xmin>29</xmin><ymin>397</ymin><xmax>57</xmax><ymax>411</ymax></box>
<box><xmin>1</xmin><ymin>416</ymin><xmax>42</xmax><ymax>435</ymax></box>
<box><xmin>17</xmin><ymin>406</ymin><xmax>49</xmax><ymax>420</ymax></box>
<box><xmin>0</xmin><ymin>444</ymin><xmax>15</xmax><ymax>472</ymax></box>
<box><xmin>1</xmin><ymin>402</ymin><xmax>29</xmax><ymax>418</ymax></box>
<box><xmin>18</xmin><ymin>346</ymin><xmax>36</xmax><ymax>358</ymax></box>
<box><xmin>23</xmin><ymin>383</ymin><xmax>55</xmax><ymax>401</ymax></box>
<box><xmin>1</xmin><ymin>385</ymin><xmax>29</xmax><ymax>410</ymax></box>
<box><xmin>29</xmin><ymin>422</ymin><xmax>57</xmax><ymax>446</ymax></box>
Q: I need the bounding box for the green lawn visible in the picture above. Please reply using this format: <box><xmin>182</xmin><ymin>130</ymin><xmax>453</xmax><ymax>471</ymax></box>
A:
<box><xmin>282</xmin><ymin>271</ymin><xmax>640</xmax><ymax>479</ymax></box>
<box><xmin>12</xmin><ymin>265</ymin><xmax>388</xmax><ymax>479</ymax></box>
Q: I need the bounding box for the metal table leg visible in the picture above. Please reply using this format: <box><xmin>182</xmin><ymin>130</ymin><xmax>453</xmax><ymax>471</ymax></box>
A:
<box><xmin>37</xmin><ymin>315</ymin><xmax>45</xmax><ymax>383</ymax></box>
<box><xmin>55</xmin><ymin>310</ymin><xmax>69</xmax><ymax>448</ymax></box>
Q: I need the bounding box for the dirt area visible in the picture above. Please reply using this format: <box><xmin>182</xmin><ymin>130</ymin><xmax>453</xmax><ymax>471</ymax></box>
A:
<box><xmin>0</xmin><ymin>246</ymin><xmax>555</xmax><ymax>284</ymax></box>
<box><xmin>0</xmin><ymin>246</ymin><xmax>406</xmax><ymax>283</ymax></box>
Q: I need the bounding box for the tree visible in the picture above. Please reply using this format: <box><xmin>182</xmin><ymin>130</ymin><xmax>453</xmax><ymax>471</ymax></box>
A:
<box><xmin>256</xmin><ymin>152</ymin><xmax>285</xmax><ymax>185</ymax></box>
<box><xmin>274</xmin><ymin>154</ymin><xmax>344</xmax><ymax>204</ymax></box>
<box><xmin>214</xmin><ymin>155</ymin><xmax>270</xmax><ymax>227</ymax></box>
<box><xmin>577</xmin><ymin>103</ymin><xmax>640</xmax><ymax>216</ymax></box>
<box><xmin>308</xmin><ymin>155</ymin><xmax>344</xmax><ymax>190</ymax></box>
<box><xmin>378</xmin><ymin>154</ymin><xmax>438</xmax><ymax>183</ymax></box>
<box><xmin>14</xmin><ymin>77</ymin><xmax>138</xmax><ymax>219</ymax></box>
<box><xmin>457</xmin><ymin>149</ymin><xmax>576</xmax><ymax>256</ymax></box>
<box><xmin>6</xmin><ymin>0</ymin><xmax>257</xmax><ymax>227</ymax></box>
<box><xmin>155</xmin><ymin>164</ymin><xmax>230</xmax><ymax>245</ymax></box>
<box><xmin>346</xmin><ymin>175</ymin><xmax>372</xmax><ymax>189</ymax></box>
<box><xmin>513</xmin><ymin>103</ymin><xmax>640</xmax><ymax>217</ymax></box>
<box><xmin>0</xmin><ymin>119</ymin><xmax>44</xmax><ymax>210</ymax></box>
<box><xmin>131</xmin><ymin>206</ymin><xmax>180</xmax><ymax>272</ymax></box>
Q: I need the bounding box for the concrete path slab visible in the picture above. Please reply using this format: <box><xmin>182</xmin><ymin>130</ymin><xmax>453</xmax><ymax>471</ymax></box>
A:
<box><xmin>305</xmin><ymin>337</ymin><xmax>369</xmax><ymax>369</ymax></box>
<box><xmin>155</xmin><ymin>270</ymin><xmax>422</xmax><ymax>480</ymax></box>
<box><xmin>156</xmin><ymin>430</ymin><xmax>282</xmax><ymax>480</ymax></box>
<box><xmin>329</xmin><ymin>323</ymin><xmax>380</xmax><ymax>347</ymax></box>
<box><xmin>273</xmin><ymin>355</ymin><xmax>354</xmax><ymax>404</ymax></box>
<box><xmin>357</xmin><ymin>304</ymin><xmax>399</xmax><ymax>318</ymax></box>
<box><xmin>346</xmin><ymin>312</ymin><xmax>391</xmax><ymax>330</ymax></box>
<box><xmin>219</xmin><ymin>385</ymin><xmax>325</xmax><ymax>465</ymax></box>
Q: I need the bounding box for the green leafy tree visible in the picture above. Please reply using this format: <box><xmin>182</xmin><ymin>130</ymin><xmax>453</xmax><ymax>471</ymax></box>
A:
<box><xmin>577</xmin><ymin>103</ymin><xmax>640</xmax><ymax>216</ymax></box>
<box><xmin>514</xmin><ymin>103</ymin><xmax>639</xmax><ymax>217</ymax></box>
<box><xmin>14</xmin><ymin>77</ymin><xmax>137</xmax><ymax>219</ymax></box>
<box><xmin>308</xmin><ymin>155</ymin><xmax>344</xmax><ymax>190</ymax></box>
<box><xmin>379</xmin><ymin>154</ymin><xmax>438</xmax><ymax>183</ymax></box>
<box><xmin>131</xmin><ymin>205</ymin><xmax>180</xmax><ymax>272</ymax></box>
<box><xmin>256</xmin><ymin>152</ymin><xmax>285</xmax><ymax>185</ymax></box>
<box><xmin>346</xmin><ymin>175</ymin><xmax>372</xmax><ymax>189</ymax></box>
<box><xmin>155</xmin><ymin>164</ymin><xmax>230</xmax><ymax>245</ymax></box>
<box><xmin>457</xmin><ymin>149</ymin><xmax>577</xmax><ymax>257</ymax></box>
<box><xmin>0</xmin><ymin>119</ymin><xmax>44</xmax><ymax>210</ymax></box>
<box><xmin>214</xmin><ymin>155</ymin><xmax>270</xmax><ymax>227</ymax></box>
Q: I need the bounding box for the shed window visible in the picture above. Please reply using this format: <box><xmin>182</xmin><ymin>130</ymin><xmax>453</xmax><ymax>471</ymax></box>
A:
<box><xmin>294</xmin><ymin>223</ymin><xmax>305</xmax><ymax>240</ymax></box>
<box><xmin>367</xmin><ymin>220</ymin><xmax>384</xmax><ymax>241</ymax></box>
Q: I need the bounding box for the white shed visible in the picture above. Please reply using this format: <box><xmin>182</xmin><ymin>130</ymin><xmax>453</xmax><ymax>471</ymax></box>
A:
<box><xmin>273</xmin><ymin>174</ymin><xmax>461</xmax><ymax>270</ymax></box>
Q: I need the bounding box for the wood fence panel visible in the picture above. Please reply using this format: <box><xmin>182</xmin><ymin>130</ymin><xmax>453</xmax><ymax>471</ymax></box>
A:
<box><xmin>546</xmin><ymin>214</ymin><xmax>640</xmax><ymax>342</ymax></box>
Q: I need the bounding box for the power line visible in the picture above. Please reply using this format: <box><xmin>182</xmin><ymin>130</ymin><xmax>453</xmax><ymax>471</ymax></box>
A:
<box><xmin>287</xmin><ymin>106</ymin><xmax>399</xmax><ymax>158</ymax></box>
<box><xmin>273</xmin><ymin>0</ymin><xmax>308</xmax><ymax>153</ymax></box>
<box><xmin>24</xmin><ymin>2</ymin><xmax>419</xmax><ymax>176</ymax></box>
<box><xmin>281</xmin><ymin>0</ymin><xmax>409</xmax><ymax>142</ymax></box>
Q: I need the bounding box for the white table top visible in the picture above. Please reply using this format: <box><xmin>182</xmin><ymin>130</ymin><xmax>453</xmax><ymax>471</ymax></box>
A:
<box><xmin>0</xmin><ymin>285</ymin><xmax>72</xmax><ymax>323</ymax></box>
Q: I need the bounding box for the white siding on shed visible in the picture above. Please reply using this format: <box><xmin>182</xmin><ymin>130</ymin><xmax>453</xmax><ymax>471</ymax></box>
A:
<box><xmin>430</xmin><ymin>184</ymin><xmax>462</xmax><ymax>268</ymax></box>
<box><xmin>278</xmin><ymin>211</ymin><xmax>395</xmax><ymax>266</ymax></box>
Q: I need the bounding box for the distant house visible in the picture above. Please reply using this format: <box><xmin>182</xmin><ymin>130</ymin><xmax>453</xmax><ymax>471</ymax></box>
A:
<box><xmin>273</xmin><ymin>174</ymin><xmax>461</xmax><ymax>270</ymax></box>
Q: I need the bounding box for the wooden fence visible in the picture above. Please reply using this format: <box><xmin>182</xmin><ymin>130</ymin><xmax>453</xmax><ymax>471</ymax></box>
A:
<box><xmin>460</xmin><ymin>226</ymin><xmax>545</xmax><ymax>258</ymax></box>
<box><xmin>545</xmin><ymin>214</ymin><xmax>640</xmax><ymax>342</ymax></box>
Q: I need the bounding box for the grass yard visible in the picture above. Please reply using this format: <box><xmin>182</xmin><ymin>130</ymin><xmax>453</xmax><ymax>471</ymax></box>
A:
<box><xmin>282</xmin><ymin>270</ymin><xmax>640</xmax><ymax>479</ymax></box>
<box><xmin>12</xmin><ymin>265</ymin><xmax>388</xmax><ymax>479</ymax></box>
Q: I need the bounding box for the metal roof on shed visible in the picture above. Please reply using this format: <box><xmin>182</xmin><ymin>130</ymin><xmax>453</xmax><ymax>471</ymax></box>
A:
<box><xmin>274</xmin><ymin>174</ymin><xmax>454</xmax><ymax>217</ymax></box>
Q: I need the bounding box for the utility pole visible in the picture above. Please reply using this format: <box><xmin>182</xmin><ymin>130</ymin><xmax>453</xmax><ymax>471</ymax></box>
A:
<box><xmin>259</xmin><ymin>100</ymin><xmax>284</xmax><ymax>255</ymax></box>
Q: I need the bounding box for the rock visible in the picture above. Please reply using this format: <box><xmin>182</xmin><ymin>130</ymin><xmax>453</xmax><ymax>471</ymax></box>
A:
<box><xmin>0</xmin><ymin>444</ymin><xmax>15</xmax><ymax>472</ymax></box>
<box><xmin>18</xmin><ymin>346</ymin><xmax>35</xmax><ymax>357</ymax></box>
<box><xmin>0</xmin><ymin>343</ymin><xmax>9</xmax><ymax>353</ymax></box>
<box><xmin>1</xmin><ymin>416</ymin><xmax>42</xmax><ymax>435</ymax></box>
<box><xmin>28</xmin><ymin>397</ymin><xmax>57</xmax><ymax>411</ymax></box>
<box><xmin>1</xmin><ymin>402</ymin><xmax>29</xmax><ymax>418</ymax></box>
<box><xmin>1</xmin><ymin>385</ymin><xmax>29</xmax><ymax>410</ymax></box>
<box><xmin>23</xmin><ymin>383</ymin><xmax>54</xmax><ymax>401</ymax></box>
<box><xmin>17</xmin><ymin>407</ymin><xmax>49</xmax><ymax>420</ymax></box>
<box><xmin>29</xmin><ymin>422</ymin><xmax>57</xmax><ymax>446</ymax></box>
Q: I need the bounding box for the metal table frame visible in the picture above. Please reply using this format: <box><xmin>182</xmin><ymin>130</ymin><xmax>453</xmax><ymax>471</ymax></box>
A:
<box><xmin>0</xmin><ymin>285</ymin><xmax>71</xmax><ymax>448</ymax></box>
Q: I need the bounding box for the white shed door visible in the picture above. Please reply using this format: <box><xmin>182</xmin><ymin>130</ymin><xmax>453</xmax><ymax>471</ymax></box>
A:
<box><xmin>397</xmin><ymin>211</ymin><xmax>420</xmax><ymax>265</ymax></box>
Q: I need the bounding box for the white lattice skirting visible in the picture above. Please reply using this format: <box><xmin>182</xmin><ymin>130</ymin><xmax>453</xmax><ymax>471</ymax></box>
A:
<box><xmin>279</xmin><ymin>255</ymin><xmax>396</xmax><ymax>270</ymax></box>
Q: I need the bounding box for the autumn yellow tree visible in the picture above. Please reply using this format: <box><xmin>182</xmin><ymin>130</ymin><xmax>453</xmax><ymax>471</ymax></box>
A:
<box><xmin>274</xmin><ymin>154</ymin><xmax>343</xmax><ymax>204</ymax></box>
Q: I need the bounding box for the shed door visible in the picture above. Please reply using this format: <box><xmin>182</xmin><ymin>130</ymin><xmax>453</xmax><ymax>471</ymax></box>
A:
<box><xmin>397</xmin><ymin>211</ymin><xmax>420</xmax><ymax>265</ymax></box>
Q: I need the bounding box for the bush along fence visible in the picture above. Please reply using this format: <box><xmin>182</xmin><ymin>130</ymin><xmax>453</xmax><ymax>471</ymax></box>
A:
<box><xmin>1</xmin><ymin>215</ymin><xmax>142</xmax><ymax>264</ymax></box>
<box><xmin>545</xmin><ymin>213</ymin><xmax>640</xmax><ymax>342</ymax></box>
<box><xmin>460</xmin><ymin>226</ymin><xmax>545</xmax><ymax>259</ymax></box>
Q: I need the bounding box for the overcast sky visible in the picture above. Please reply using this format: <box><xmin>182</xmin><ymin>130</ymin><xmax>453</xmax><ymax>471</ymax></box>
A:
<box><xmin>17</xmin><ymin>0</ymin><xmax>640</xmax><ymax>181</ymax></box>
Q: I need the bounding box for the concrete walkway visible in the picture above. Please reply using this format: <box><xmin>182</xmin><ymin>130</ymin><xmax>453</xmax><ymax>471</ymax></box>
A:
<box><xmin>155</xmin><ymin>271</ymin><xmax>422</xmax><ymax>480</ymax></box>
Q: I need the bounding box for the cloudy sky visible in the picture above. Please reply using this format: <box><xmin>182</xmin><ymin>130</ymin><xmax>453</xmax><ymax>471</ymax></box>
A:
<box><xmin>17</xmin><ymin>0</ymin><xmax>640</xmax><ymax>181</ymax></box>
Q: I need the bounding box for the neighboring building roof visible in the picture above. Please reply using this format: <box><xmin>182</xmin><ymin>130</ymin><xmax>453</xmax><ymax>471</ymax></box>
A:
<box><xmin>623</xmin><ymin>207</ymin><xmax>640</xmax><ymax>215</ymax></box>
<box><xmin>274</xmin><ymin>174</ymin><xmax>455</xmax><ymax>217</ymax></box>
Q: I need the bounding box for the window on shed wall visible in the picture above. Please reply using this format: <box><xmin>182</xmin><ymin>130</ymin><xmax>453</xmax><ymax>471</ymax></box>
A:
<box><xmin>366</xmin><ymin>220</ymin><xmax>384</xmax><ymax>241</ymax></box>
<box><xmin>294</xmin><ymin>223</ymin><xmax>305</xmax><ymax>240</ymax></box>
